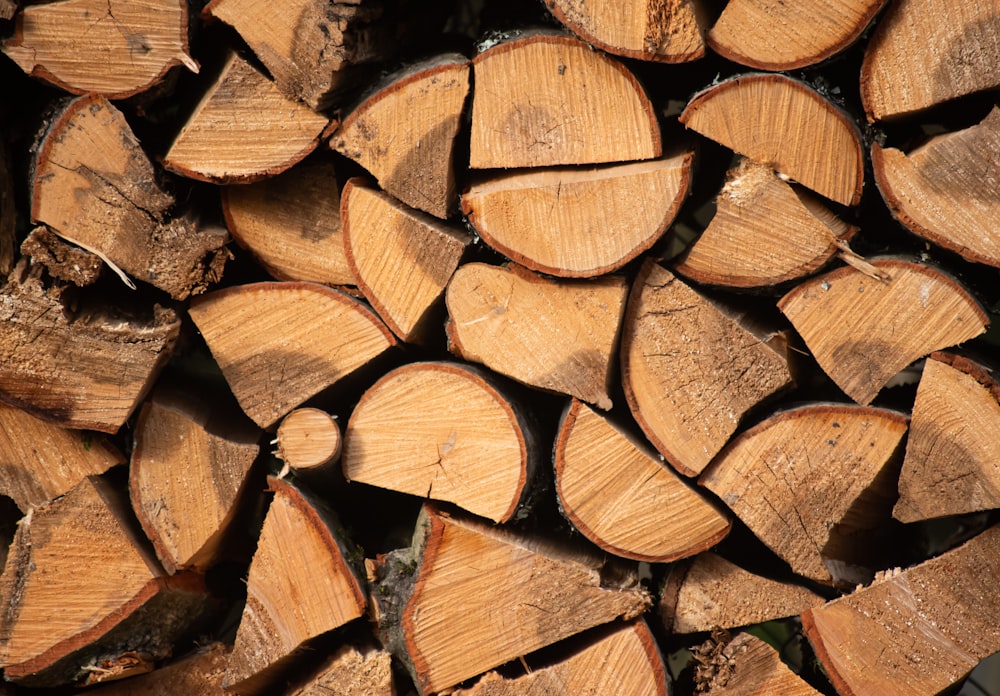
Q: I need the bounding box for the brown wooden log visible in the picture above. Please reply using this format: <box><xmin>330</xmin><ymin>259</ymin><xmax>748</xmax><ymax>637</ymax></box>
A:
<box><xmin>699</xmin><ymin>632</ymin><xmax>823</xmax><ymax>696</ymax></box>
<box><xmin>621</xmin><ymin>260</ymin><xmax>795</xmax><ymax>477</ymax></box>
<box><xmin>462</xmin><ymin>152</ymin><xmax>693</xmax><ymax>278</ymax></box>
<box><xmin>19</xmin><ymin>226</ymin><xmax>104</xmax><ymax>286</ymax></box>
<box><xmin>274</xmin><ymin>407</ymin><xmax>342</xmax><ymax>479</ymax></box>
<box><xmin>0</xmin><ymin>139</ymin><xmax>14</xmax><ymax>277</ymax></box>
<box><xmin>287</xmin><ymin>643</ymin><xmax>396</xmax><ymax>696</ymax></box>
<box><xmin>84</xmin><ymin>642</ymin><xmax>230</xmax><ymax>694</ymax></box>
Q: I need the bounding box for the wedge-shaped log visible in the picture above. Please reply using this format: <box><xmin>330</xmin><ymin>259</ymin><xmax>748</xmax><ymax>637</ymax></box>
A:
<box><xmin>332</xmin><ymin>54</ymin><xmax>470</xmax><ymax>219</ymax></box>
<box><xmin>446</xmin><ymin>263</ymin><xmax>627</xmax><ymax>410</ymax></box>
<box><xmin>373</xmin><ymin>503</ymin><xmax>651</xmax><ymax>694</ymax></box>
<box><xmin>555</xmin><ymin>399</ymin><xmax>730</xmax><ymax>561</ymax></box>
<box><xmin>189</xmin><ymin>281</ymin><xmax>396</xmax><ymax>429</ymax></box>
<box><xmin>778</xmin><ymin>259</ymin><xmax>989</xmax><ymax>405</ymax></box>
<box><xmin>873</xmin><ymin>107</ymin><xmax>1000</xmax><ymax>268</ymax></box>
<box><xmin>803</xmin><ymin>525</ymin><xmax>1000</xmax><ymax>696</ymax></box>
<box><xmin>463</xmin><ymin>152</ymin><xmax>693</xmax><ymax>278</ymax></box>
<box><xmin>470</xmin><ymin>33</ymin><xmax>661</xmax><ymax>169</ymax></box>
<box><xmin>680</xmin><ymin>73</ymin><xmax>863</xmax><ymax>206</ymax></box>
<box><xmin>83</xmin><ymin>643</ymin><xmax>230</xmax><ymax>694</ymax></box>
<box><xmin>286</xmin><ymin>643</ymin><xmax>395</xmax><ymax>696</ymax></box>
<box><xmin>701</xmin><ymin>632</ymin><xmax>823</xmax><ymax>696</ymax></box>
<box><xmin>275</xmin><ymin>408</ymin><xmax>342</xmax><ymax>478</ymax></box>
<box><xmin>700</xmin><ymin>404</ymin><xmax>907</xmax><ymax>585</ymax></box>
<box><xmin>621</xmin><ymin>261</ymin><xmax>794</xmax><ymax>476</ymax></box>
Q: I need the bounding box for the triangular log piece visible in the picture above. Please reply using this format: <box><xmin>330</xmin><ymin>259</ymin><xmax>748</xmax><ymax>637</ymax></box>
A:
<box><xmin>372</xmin><ymin>503</ymin><xmax>651</xmax><ymax>695</ymax></box>
<box><xmin>163</xmin><ymin>51</ymin><xmax>329</xmax><ymax>184</ymax></box>
<box><xmin>341</xmin><ymin>179</ymin><xmax>471</xmax><ymax>345</ymax></box>
<box><xmin>223</xmin><ymin>476</ymin><xmax>367</xmax><ymax>693</ymax></box>
<box><xmin>451</xmin><ymin>619</ymin><xmax>669</xmax><ymax>695</ymax></box>
<box><xmin>469</xmin><ymin>32</ymin><xmax>661</xmax><ymax>169</ymax></box>
<box><xmin>0</xmin><ymin>263</ymin><xmax>180</xmax><ymax>433</ymax></box>
<box><xmin>860</xmin><ymin>0</ymin><xmax>1000</xmax><ymax>122</ymax></box>
<box><xmin>680</xmin><ymin>73</ymin><xmax>863</xmax><ymax>206</ymax></box>
<box><xmin>673</xmin><ymin>158</ymin><xmax>856</xmax><ymax>288</ymax></box>
<box><xmin>544</xmin><ymin>0</ymin><xmax>706</xmax><ymax>63</ymax></box>
<box><xmin>83</xmin><ymin>642</ymin><xmax>230</xmax><ymax>694</ymax></box>
<box><xmin>19</xmin><ymin>226</ymin><xmax>104</xmax><ymax>286</ymax></box>
<box><xmin>221</xmin><ymin>159</ymin><xmax>355</xmax><ymax>287</ymax></box>
<box><xmin>872</xmin><ymin>107</ymin><xmax>1000</xmax><ymax>269</ymax></box>
<box><xmin>700</xmin><ymin>404</ymin><xmax>907</xmax><ymax>585</ymax></box>
<box><xmin>699</xmin><ymin>632</ymin><xmax>823</xmax><ymax>696</ymax></box>
<box><xmin>894</xmin><ymin>353</ymin><xmax>1000</xmax><ymax>522</ymax></box>
<box><xmin>275</xmin><ymin>408</ymin><xmax>342</xmax><ymax>478</ymax></box>
<box><xmin>0</xmin><ymin>402</ymin><xmax>124</xmax><ymax>512</ymax></box>
<box><xmin>0</xmin><ymin>475</ymin><xmax>210</xmax><ymax>688</ymax></box>
<box><xmin>1</xmin><ymin>0</ymin><xmax>197</xmax><ymax>98</ymax></box>
<box><xmin>188</xmin><ymin>281</ymin><xmax>397</xmax><ymax>429</ymax></box>
<box><xmin>554</xmin><ymin>399</ymin><xmax>730</xmax><ymax>561</ymax></box>
<box><xmin>659</xmin><ymin>552</ymin><xmax>826</xmax><ymax>633</ymax></box>
<box><xmin>706</xmin><ymin>0</ymin><xmax>887</xmax><ymax>71</ymax></box>
<box><xmin>777</xmin><ymin>259</ymin><xmax>989</xmax><ymax>406</ymax></box>
<box><xmin>621</xmin><ymin>260</ymin><xmax>794</xmax><ymax>476</ymax></box>
<box><xmin>462</xmin><ymin>152</ymin><xmax>694</xmax><ymax>278</ymax></box>
<box><xmin>803</xmin><ymin>524</ymin><xmax>1000</xmax><ymax>696</ymax></box>
<box><xmin>331</xmin><ymin>54</ymin><xmax>471</xmax><ymax>219</ymax></box>
<box><xmin>286</xmin><ymin>643</ymin><xmax>395</xmax><ymax>696</ymax></box>
<box><xmin>31</xmin><ymin>94</ymin><xmax>229</xmax><ymax>300</ymax></box>
<box><xmin>344</xmin><ymin>361</ymin><xmax>540</xmax><ymax>523</ymax></box>
<box><xmin>129</xmin><ymin>387</ymin><xmax>261</xmax><ymax>573</ymax></box>
<box><xmin>446</xmin><ymin>262</ymin><xmax>627</xmax><ymax>410</ymax></box>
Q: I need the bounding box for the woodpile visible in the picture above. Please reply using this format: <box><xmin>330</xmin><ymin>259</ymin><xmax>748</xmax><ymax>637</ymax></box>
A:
<box><xmin>0</xmin><ymin>0</ymin><xmax>998</xmax><ymax>694</ymax></box>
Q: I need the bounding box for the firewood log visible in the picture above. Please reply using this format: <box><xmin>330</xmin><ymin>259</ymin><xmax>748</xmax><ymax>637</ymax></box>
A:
<box><xmin>274</xmin><ymin>408</ymin><xmax>342</xmax><ymax>479</ymax></box>
<box><xmin>286</xmin><ymin>643</ymin><xmax>396</xmax><ymax>696</ymax></box>
<box><xmin>0</xmin><ymin>139</ymin><xmax>14</xmax><ymax>276</ymax></box>
<box><xmin>699</xmin><ymin>632</ymin><xmax>823</xmax><ymax>696</ymax></box>
<box><xmin>19</xmin><ymin>226</ymin><xmax>103</xmax><ymax>286</ymax></box>
<box><xmin>85</xmin><ymin>642</ymin><xmax>230</xmax><ymax>694</ymax></box>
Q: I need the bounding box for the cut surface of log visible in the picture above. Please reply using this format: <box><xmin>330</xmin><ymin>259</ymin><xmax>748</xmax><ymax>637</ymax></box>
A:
<box><xmin>446</xmin><ymin>262</ymin><xmax>627</xmax><ymax>410</ymax></box>
<box><xmin>680</xmin><ymin>73</ymin><xmax>863</xmax><ymax>206</ymax></box>
<box><xmin>621</xmin><ymin>261</ymin><xmax>794</xmax><ymax>476</ymax></box>
<box><xmin>777</xmin><ymin>259</ymin><xmax>989</xmax><ymax>405</ymax></box>
<box><xmin>554</xmin><ymin>399</ymin><xmax>730</xmax><ymax>561</ymax></box>
<box><xmin>701</xmin><ymin>632</ymin><xmax>823</xmax><ymax>695</ymax></box>
<box><xmin>188</xmin><ymin>281</ymin><xmax>396</xmax><ymax>429</ymax></box>
<box><xmin>332</xmin><ymin>54</ymin><xmax>470</xmax><ymax>219</ymax></box>
<box><xmin>287</xmin><ymin>643</ymin><xmax>395</xmax><ymax>696</ymax></box>
<box><xmin>84</xmin><ymin>642</ymin><xmax>230</xmax><ymax>695</ymax></box>
<box><xmin>700</xmin><ymin>404</ymin><xmax>907</xmax><ymax>585</ymax></box>
<box><xmin>872</xmin><ymin>107</ymin><xmax>1000</xmax><ymax>268</ymax></box>
<box><xmin>893</xmin><ymin>353</ymin><xmax>1000</xmax><ymax>522</ymax></box>
<box><xmin>2</xmin><ymin>0</ymin><xmax>197</xmax><ymax>98</ymax></box>
<box><xmin>275</xmin><ymin>408</ymin><xmax>342</xmax><ymax>476</ymax></box>
<box><xmin>803</xmin><ymin>525</ymin><xmax>1000</xmax><ymax>696</ymax></box>
<box><xmin>470</xmin><ymin>33</ymin><xmax>661</xmax><ymax>168</ymax></box>
<box><xmin>462</xmin><ymin>152</ymin><xmax>693</xmax><ymax>278</ymax></box>
<box><xmin>19</xmin><ymin>226</ymin><xmax>104</xmax><ymax>287</ymax></box>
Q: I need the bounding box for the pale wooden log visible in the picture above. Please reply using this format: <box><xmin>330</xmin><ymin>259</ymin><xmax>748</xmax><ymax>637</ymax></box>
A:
<box><xmin>19</xmin><ymin>226</ymin><xmax>103</xmax><ymax>286</ymax></box>
<box><xmin>331</xmin><ymin>54</ymin><xmax>470</xmax><ymax>219</ymax></box>
<box><xmin>31</xmin><ymin>94</ymin><xmax>230</xmax><ymax>300</ymax></box>
<box><xmin>659</xmin><ymin>552</ymin><xmax>826</xmax><ymax>634</ymax></box>
<box><xmin>680</xmin><ymin>73</ymin><xmax>863</xmax><ymax>206</ymax></box>
<box><xmin>803</xmin><ymin>524</ymin><xmax>1000</xmax><ymax>696</ymax></box>
<box><xmin>621</xmin><ymin>260</ymin><xmax>794</xmax><ymax>477</ymax></box>
<box><xmin>188</xmin><ymin>281</ymin><xmax>397</xmax><ymax>429</ymax></box>
<box><xmin>707</xmin><ymin>0</ymin><xmax>887</xmax><ymax>70</ymax></box>
<box><xmin>163</xmin><ymin>51</ymin><xmax>329</xmax><ymax>184</ymax></box>
<box><xmin>700</xmin><ymin>404</ymin><xmax>908</xmax><ymax>585</ymax></box>
<box><xmin>673</xmin><ymin>158</ymin><xmax>856</xmax><ymax>288</ymax></box>
<box><xmin>554</xmin><ymin>399</ymin><xmax>730</xmax><ymax>561</ymax></box>
<box><xmin>341</xmin><ymin>178</ymin><xmax>471</xmax><ymax>344</ymax></box>
<box><xmin>861</xmin><ymin>0</ymin><xmax>1000</xmax><ymax>122</ymax></box>
<box><xmin>894</xmin><ymin>353</ymin><xmax>1000</xmax><ymax>522</ymax></box>
<box><xmin>777</xmin><ymin>259</ymin><xmax>989</xmax><ymax>406</ymax></box>
<box><xmin>462</xmin><ymin>152</ymin><xmax>693</xmax><ymax>278</ymax></box>
<box><xmin>221</xmin><ymin>158</ymin><xmax>355</xmax><ymax>287</ymax></box>
<box><xmin>274</xmin><ymin>408</ymin><xmax>342</xmax><ymax>477</ymax></box>
<box><xmin>1</xmin><ymin>0</ymin><xmax>197</xmax><ymax>98</ymax></box>
<box><xmin>85</xmin><ymin>642</ymin><xmax>230</xmax><ymax>694</ymax></box>
<box><xmin>701</xmin><ymin>632</ymin><xmax>823</xmax><ymax>696</ymax></box>
<box><xmin>223</xmin><ymin>476</ymin><xmax>367</xmax><ymax>693</ymax></box>
<box><xmin>872</xmin><ymin>107</ymin><xmax>1000</xmax><ymax>268</ymax></box>
<box><xmin>372</xmin><ymin>503</ymin><xmax>651</xmax><ymax>695</ymax></box>
<box><xmin>445</xmin><ymin>262</ymin><xmax>627</xmax><ymax>410</ymax></box>
<box><xmin>469</xmin><ymin>32</ymin><xmax>661</xmax><ymax>169</ymax></box>
<box><xmin>287</xmin><ymin>643</ymin><xmax>396</xmax><ymax>696</ymax></box>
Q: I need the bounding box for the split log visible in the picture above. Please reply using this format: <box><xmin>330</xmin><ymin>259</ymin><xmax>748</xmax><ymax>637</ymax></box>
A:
<box><xmin>469</xmin><ymin>32</ymin><xmax>661</xmax><ymax>169</ymax></box>
<box><xmin>700</xmin><ymin>632</ymin><xmax>823</xmax><ymax>696</ymax></box>
<box><xmin>341</xmin><ymin>178</ymin><xmax>471</xmax><ymax>344</ymax></box>
<box><xmin>274</xmin><ymin>408</ymin><xmax>342</xmax><ymax>479</ymax></box>
<box><xmin>331</xmin><ymin>54</ymin><xmax>470</xmax><ymax>219</ymax></box>
<box><xmin>699</xmin><ymin>404</ymin><xmax>907</xmax><ymax>585</ymax></box>
<box><xmin>344</xmin><ymin>361</ymin><xmax>540</xmax><ymax>523</ymax></box>
<box><xmin>287</xmin><ymin>643</ymin><xmax>396</xmax><ymax>696</ymax></box>
<box><xmin>1</xmin><ymin>0</ymin><xmax>198</xmax><ymax>98</ymax></box>
<box><xmin>372</xmin><ymin>503</ymin><xmax>651</xmax><ymax>695</ymax></box>
<box><xmin>462</xmin><ymin>152</ymin><xmax>694</xmax><ymax>278</ymax></box>
<box><xmin>445</xmin><ymin>262</ymin><xmax>628</xmax><ymax>410</ymax></box>
<box><xmin>803</xmin><ymin>524</ymin><xmax>1000</xmax><ymax>696</ymax></box>
<box><xmin>19</xmin><ymin>226</ymin><xmax>103</xmax><ymax>286</ymax></box>
<box><xmin>777</xmin><ymin>258</ymin><xmax>989</xmax><ymax>406</ymax></box>
<box><xmin>188</xmin><ymin>281</ymin><xmax>397</xmax><ymax>429</ymax></box>
<box><xmin>893</xmin><ymin>353</ymin><xmax>1000</xmax><ymax>522</ymax></box>
<box><xmin>621</xmin><ymin>260</ymin><xmax>795</xmax><ymax>477</ymax></box>
<box><xmin>86</xmin><ymin>642</ymin><xmax>230</xmax><ymax>694</ymax></box>
<box><xmin>554</xmin><ymin>399</ymin><xmax>730</xmax><ymax>562</ymax></box>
